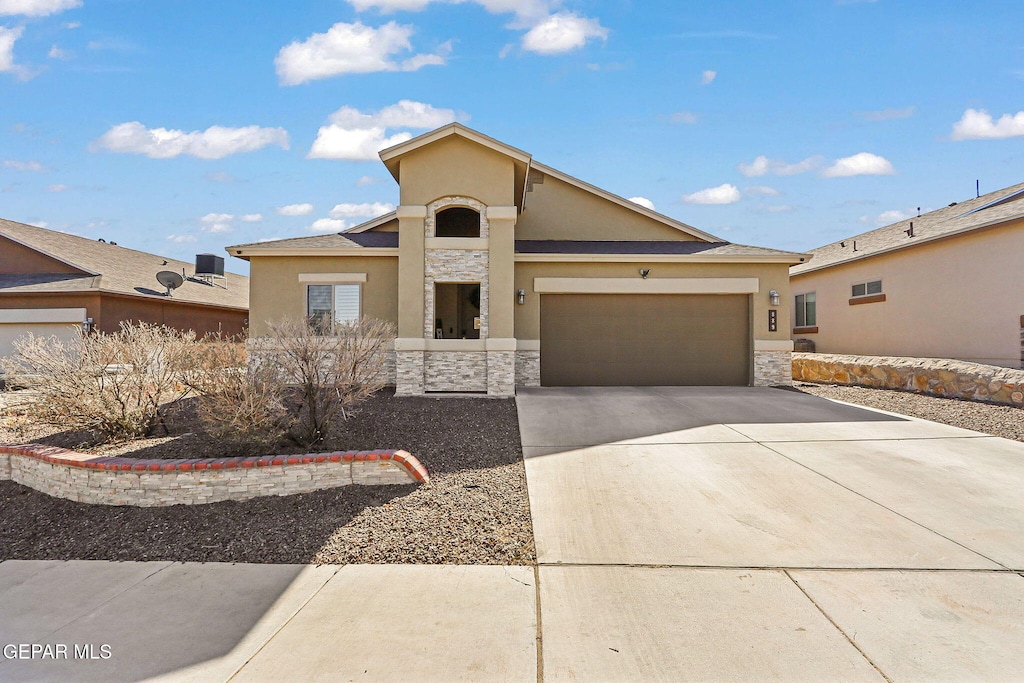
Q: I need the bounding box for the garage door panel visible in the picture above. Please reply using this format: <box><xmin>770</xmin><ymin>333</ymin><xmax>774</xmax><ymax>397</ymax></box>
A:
<box><xmin>541</xmin><ymin>294</ymin><xmax>749</xmax><ymax>386</ymax></box>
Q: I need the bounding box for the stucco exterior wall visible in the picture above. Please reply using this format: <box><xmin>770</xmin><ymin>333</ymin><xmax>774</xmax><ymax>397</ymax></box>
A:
<box><xmin>790</xmin><ymin>219</ymin><xmax>1024</xmax><ymax>368</ymax></box>
<box><xmin>398</xmin><ymin>135</ymin><xmax>515</xmax><ymax>208</ymax></box>
<box><xmin>515</xmin><ymin>173</ymin><xmax>696</xmax><ymax>241</ymax></box>
<box><xmin>0</xmin><ymin>236</ymin><xmax>85</xmax><ymax>275</ymax></box>
<box><xmin>247</xmin><ymin>255</ymin><xmax>398</xmax><ymax>337</ymax></box>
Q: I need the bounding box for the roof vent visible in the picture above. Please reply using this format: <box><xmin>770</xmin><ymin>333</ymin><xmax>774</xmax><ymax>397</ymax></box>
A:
<box><xmin>905</xmin><ymin>222</ymin><xmax>914</xmax><ymax>238</ymax></box>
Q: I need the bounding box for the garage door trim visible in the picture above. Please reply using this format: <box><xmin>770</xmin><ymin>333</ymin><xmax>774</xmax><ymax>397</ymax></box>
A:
<box><xmin>533</xmin><ymin>277</ymin><xmax>759</xmax><ymax>295</ymax></box>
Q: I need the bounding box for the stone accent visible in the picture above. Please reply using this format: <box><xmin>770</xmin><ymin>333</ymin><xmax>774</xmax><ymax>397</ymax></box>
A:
<box><xmin>515</xmin><ymin>350</ymin><xmax>541</xmax><ymax>387</ymax></box>
<box><xmin>487</xmin><ymin>351</ymin><xmax>515</xmax><ymax>396</ymax></box>
<box><xmin>425</xmin><ymin>196</ymin><xmax>489</xmax><ymax>239</ymax></box>
<box><xmin>424</xmin><ymin>352</ymin><xmax>488</xmax><ymax>392</ymax></box>
<box><xmin>793</xmin><ymin>353</ymin><xmax>1024</xmax><ymax>407</ymax></box>
<box><xmin>396</xmin><ymin>350</ymin><xmax>425</xmax><ymax>396</ymax></box>
<box><xmin>753</xmin><ymin>350</ymin><xmax>793</xmax><ymax>387</ymax></box>
<box><xmin>424</xmin><ymin>249</ymin><xmax>490</xmax><ymax>338</ymax></box>
<box><xmin>0</xmin><ymin>444</ymin><xmax>428</xmax><ymax>507</ymax></box>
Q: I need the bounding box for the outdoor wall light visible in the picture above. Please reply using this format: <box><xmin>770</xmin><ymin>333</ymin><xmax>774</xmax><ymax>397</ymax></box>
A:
<box><xmin>768</xmin><ymin>290</ymin><xmax>781</xmax><ymax>307</ymax></box>
<box><xmin>639</xmin><ymin>268</ymin><xmax>651</xmax><ymax>279</ymax></box>
<box><xmin>517</xmin><ymin>289</ymin><xmax>526</xmax><ymax>305</ymax></box>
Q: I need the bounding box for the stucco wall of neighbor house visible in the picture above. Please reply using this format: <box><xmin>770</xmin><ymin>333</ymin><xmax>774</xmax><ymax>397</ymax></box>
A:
<box><xmin>514</xmin><ymin>172</ymin><xmax>696</xmax><ymax>241</ymax></box>
<box><xmin>96</xmin><ymin>294</ymin><xmax>248</xmax><ymax>338</ymax></box>
<box><xmin>0</xmin><ymin>236</ymin><xmax>86</xmax><ymax>275</ymax></box>
<box><xmin>790</xmin><ymin>218</ymin><xmax>1024</xmax><ymax>368</ymax></box>
<box><xmin>247</xmin><ymin>255</ymin><xmax>398</xmax><ymax>337</ymax></box>
<box><xmin>397</xmin><ymin>135</ymin><xmax>516</xmax><ymax>208</ymax></box>
<box><xmin>513</xmin><ymin>260</ymin><xmax>793</xmax><ymax>343</ymax></box>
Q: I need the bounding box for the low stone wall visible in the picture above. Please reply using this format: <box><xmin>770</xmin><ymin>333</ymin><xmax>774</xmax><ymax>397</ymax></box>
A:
<box><xmin>0</xmin><ymin>443</ymin><xmax>428</xmax><ymax>507</ymax></box>
<box><xmin>793</xmin><ymin>353</ymin><xmax>1024</xmax><ymax>406</ymax></box>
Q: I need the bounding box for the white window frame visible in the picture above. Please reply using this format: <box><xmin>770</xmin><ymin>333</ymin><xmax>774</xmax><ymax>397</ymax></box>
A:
<box><xmin>794</xmin><ymin>292</ymin><xmax>816</xmax><ymax>327</ymax></box>
<box><xmin>306</xmin><ymin>283</ymin><xmax>362</xmax><ymax>333</ymax></box>
<box><xmin>851</xmin><ymin>279</ymin><xmax>883</xmax><ymax>298</ymax></box>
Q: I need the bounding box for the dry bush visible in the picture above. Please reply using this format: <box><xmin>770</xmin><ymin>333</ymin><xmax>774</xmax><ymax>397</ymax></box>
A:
<box><xmin>0</xmin><ymin>322</ymin><xmax>197</xmax><ymax>441</ymax></box>
<box><xmin>259</xmin><ymin>316</ymin><xmax>395</xmax><ymax>447</ymax></box>
<box><xmin>183</xmin><ymin>340</ymin><xmax>291</xmax><ymax>450</ymax></box>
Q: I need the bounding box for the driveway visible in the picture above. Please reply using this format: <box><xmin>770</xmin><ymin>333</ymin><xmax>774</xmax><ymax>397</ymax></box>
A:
<box><xmin>518</xmin><ymin>386</ymin><xmax>1024</xmax><ymax>681</ymax></box>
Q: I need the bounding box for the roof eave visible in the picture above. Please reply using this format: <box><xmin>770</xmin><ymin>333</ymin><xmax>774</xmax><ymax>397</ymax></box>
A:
<box><xmin>228</xmin><ymin>247</ymin><xmax>400</xmax><ymax>259</ymax></box>
<box><xmin>515</xmin><ymin>252</ymin><xmax>811</xmax><ymax>264</ymax></box>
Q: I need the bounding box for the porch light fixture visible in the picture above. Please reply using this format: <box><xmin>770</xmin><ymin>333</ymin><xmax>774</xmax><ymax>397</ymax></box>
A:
<box><xmin>517</xmin><ymin>289</ymin><xmax>526</xmax><ymax>305</ymax></box>
<box><xmin>768</xmin><ymin>290</ymin><xmax>781</xmax><ymax>307</ymax></box>
<box><xmin>639</xmin><ymin>269</ymin><xmax>651</xmax><ymax>279</ymax></box>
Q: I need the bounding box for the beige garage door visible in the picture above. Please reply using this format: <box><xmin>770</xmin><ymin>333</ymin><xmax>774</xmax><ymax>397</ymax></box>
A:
<box><xmin>540</xmin><ymin>294</ymin><xmax>750</xmax><ymax>386</ymax></box>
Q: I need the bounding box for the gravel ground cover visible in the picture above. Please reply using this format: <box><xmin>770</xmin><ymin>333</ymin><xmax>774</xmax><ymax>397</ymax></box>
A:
<box><xmin>795</xmin><ymin>382</ymin><xmax>1024</xmax><ymax>442</ymax></box>
<box><xmin>0</xmin><ymin>389</ymin><xmax>536</xmax><ymax>565</ymax></box>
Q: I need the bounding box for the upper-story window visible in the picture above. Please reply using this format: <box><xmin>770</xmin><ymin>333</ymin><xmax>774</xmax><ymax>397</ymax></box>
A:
<box><xmin>851</xmin><ymin>279</ymin><xmax>882</xmax><ymax>298</ymax></box>
<box><xmin>435</xmin><ymin>207</ymin><xmax>481</xmax><ymax>238</ymax></box>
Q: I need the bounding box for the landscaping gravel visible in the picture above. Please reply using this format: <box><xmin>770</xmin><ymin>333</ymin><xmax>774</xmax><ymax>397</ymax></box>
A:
<box><xmin>0</xmin><ymin>390</ymin><xmax>536</xmax><ymax>565</ymax></box>
<box><xmin>795</xmin><ymin>382</ymin><xmax>1024</xmax><ymax>442</ymax></box>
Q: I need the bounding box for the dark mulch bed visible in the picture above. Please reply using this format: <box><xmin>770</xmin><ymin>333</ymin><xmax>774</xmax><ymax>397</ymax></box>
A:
<box><xmin>0</xmin><ymin>390</ymin><xmax>536</xmax><ymax>565</ymax></box>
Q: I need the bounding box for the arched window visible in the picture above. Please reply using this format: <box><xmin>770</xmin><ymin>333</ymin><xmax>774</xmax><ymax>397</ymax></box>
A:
<box><xmin>435</xmin><ymin>207</ymin><xmax>481</xmax><ymax>238</ymax></box>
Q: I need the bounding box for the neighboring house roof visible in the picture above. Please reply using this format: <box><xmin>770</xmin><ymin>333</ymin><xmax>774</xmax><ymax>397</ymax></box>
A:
<box><xmin>792</xmin><ymin>181</ymin><xmax>1024</xmax><ymax>276</ymax></box>
<box><xmin>0</xmin><ymin>218</ymin><xmax>249</xmax><ymax>310</ymax></box>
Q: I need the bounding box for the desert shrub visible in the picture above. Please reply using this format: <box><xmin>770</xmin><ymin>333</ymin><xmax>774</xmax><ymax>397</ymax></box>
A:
<box><xmin>258</xmin><ymin>316</ymin><xmax>395</xmax><ymax>447</ymax></box>
<box><xmin>0</xmin><ymin>321</ymin><xmax>197</xmax><ymax>441</ymax></box>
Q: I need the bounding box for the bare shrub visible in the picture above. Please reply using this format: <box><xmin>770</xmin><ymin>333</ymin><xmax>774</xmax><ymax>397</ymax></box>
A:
<box><xmin>260</xmin><ymin>316</ymin><xmax>395</xmax><ymax>447</ymax></box>
<box><xmin>0</xmin><ymin>322</ymin><xmax>197</xmax><ymax>441</ymax></box>
<box><xmin>183</xmin><ymin>340</ymin><xmax>291</xmax><ymax>450</ymax></box>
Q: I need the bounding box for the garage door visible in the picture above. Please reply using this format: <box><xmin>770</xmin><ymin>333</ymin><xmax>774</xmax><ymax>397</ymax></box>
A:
<box><xmin>540</xmin><ymin>294</ymin><xmax>750</xmax><ymax>386</ymax></box>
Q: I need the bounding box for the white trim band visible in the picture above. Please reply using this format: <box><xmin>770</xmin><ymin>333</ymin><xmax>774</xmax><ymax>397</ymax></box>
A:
<box><xmin>0</xmin><ymin>308</ymin><xmax>86</xmax><ymax>324</ymax></box>
<box><xmin>754</xmin><ymin>339</ymin><xmax>795</xmax><ymax>352</ymax></box>
<box><xmin>298</xmin><ymin>273</ymin><xmax>367</xmax><ymax>283</ymax></box>
<box><xmin>533</xmin><ymin>277</ymin><xmax>759</xmax><ymax>295</ymax></box>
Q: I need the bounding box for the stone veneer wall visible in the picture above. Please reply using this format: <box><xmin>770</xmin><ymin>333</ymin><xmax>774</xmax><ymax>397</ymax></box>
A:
<box><xmin>424</xmin><ymin>351</ymin><xmax>488</xmax><ymax>392</ymax></box>
<box><xmin>515</xmin><ymin>350</ymin><xmax>541</xmax><ymax>388</ymax></box>
<box><xmin>487</xmin><ymin>351</ymin><xmax>515</xmax><ymax>395</ymax></box>
<box><xmin>793</xmin><ymin>352</ymin><xmax>1024</xmax><ymax>406</ymax></box>
<box><xmin>753</xmin><ymin>350</ymin><xmax>793</xmax><ymax>387</ymax></box>
<box><xmin>423</xmin><ymin>249</ymin><xmax>489</xmax><ymax>339</ymax></box>
<box><xmin>0</xmin><ymin>444</ymin><xmax>428</xmax><ymax>507</ymax></box>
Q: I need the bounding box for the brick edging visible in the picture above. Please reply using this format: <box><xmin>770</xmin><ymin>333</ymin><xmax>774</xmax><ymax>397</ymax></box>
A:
<box><xmin>0</xmin><ymin>443</ymin><xmax>429</xmax><ymax>507</ymax></box>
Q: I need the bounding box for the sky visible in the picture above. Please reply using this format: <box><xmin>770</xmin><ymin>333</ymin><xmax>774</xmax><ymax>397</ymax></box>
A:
<box><xmin>1</xmin><ymin>0</ymin><xmax>1022</xmax><ymax>275</ymax></box>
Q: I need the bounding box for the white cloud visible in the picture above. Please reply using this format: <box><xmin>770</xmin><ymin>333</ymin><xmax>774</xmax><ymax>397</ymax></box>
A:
<box><xmin>745</xmin><ymin>185</ymin><xmax>780</xmax><ymax>197</ymax></box>
<box><xmin>950</xmin><ymin>108</ymin><xmax>1024</xmax><ymax>140</ymax></box>
<box><xmin>167</xmin><ymin>234</ymin><xmax>197</xmax><ymax>243</ymax></box>
<box><xmin>200</xmin><ymin>212</ymin><xmax>234</xmax><ymax>233</ymax></box>
<box><xmin>821</xmin><ymin>152</ymin><xmax>895</xmax><ymax>178</ymax></box>
<box><xmin>63</xmin><ymin>20</ymin><xmax>78</xmax><ymax>28</ymax></box>
<box><xmin>47</xmin><ymin>44</ymin><xmax>68</xmax><ymax>59</ymax></box>
<box><xmin>92</xmin><ymin>122</ymin><xmax>290</xmax><ymax>160</ymax></box>
<box><xmin>521</xmin><ymin>12</ymin><xmax>608</xmax><ymax>55</ymax></box>
<box><xmin>668</xmin><ymin>110</ymin><xmax>698</xmax><ymax>125</ymax></box>
<box><xmin>855</xmin><ymin>106</ymin><xmax>915</xmax><ymax>122</ymax></box>
<box><xmin>737</xmin><ymin>154</ymin><xmax>822</xmax><ymax>177</ymax></box>
<box><xmin>355</xmin><ymin>175</ymin><xmax>380</xmax><ymax>187</ymax></box>
<box><xmin>498</xmin><ymin>43</ymin><xmax>514</xmax><ymax>59</ymax></box>
<box><xmin>348</xmin><ymin>0</ymin><xmax>558</xmax><ymax>29</ymax></box>
<box><xmin>309</xmin><ymin>218</ymin><xmax>350</xmax><ymax>232</ymax></box>
<box><xmin>277</xmin><ymin>203</ymin><xmax>314</xmax><ymax>216</ymax></box>
<box><xmin>45</xmin><ymin>183</ymin><xmax>68</xmax><ymax>192</ymax></box>
<box><xmin>875</xmin><ymin>209</ymin><xmax>911</xmax><ymax>224</ymax></box>
<box><xmin>0</xmin><ymin>25</ymin><xmax>31</xmax><ymax>80</ymax></box>
<box><xmin>3</xmin><ymin>159</ymin><xmax>46</xmax><ymax>171</ymax></box>
<box><xmin>240</xmin><ymin>213</ymin><xmax>262</xmax><ymax>222</ymax></box>
<box><xmin>682</xmin><ymin>184</ymin><xmax>741</xmax><ymax>205</ymax></box>
<box><xmin>701</xmin><ymin>69</ymin><xmax>717</xmax><ymax>85</ymax></box>
<box><xmin>329</xmin><ymin>201</ymin><xmax>395</xmax><ymax>219</ymax></box>
<box><xmin>275</xmin><ymin>21</ymin><xmax>449</xmax><ymax>85</ymax></box>
<box><xmin>0</xmin><ymin>0</ymin><xmax>81</xmax><ymax>16</ymax></box>
<box><xmin>308</xmin><ymin>100</ymin><xmax>464</xmax><ymax>160</ymax></box>
<box><xmin>257</xmin><ymin>237</ymin><xmax>282</xmax><ymax>243</ymax></box>
<box><xmin>627</xmin><ymin>196</ymin><xmax>655</xmax><ymax>210</ymax></box>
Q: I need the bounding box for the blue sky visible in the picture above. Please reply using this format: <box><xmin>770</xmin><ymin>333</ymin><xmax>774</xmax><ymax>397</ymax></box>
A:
<box><xmin>2</xmin><ymin>0</ymin><xmax>1022</xmax><ymax>275</ymax></box>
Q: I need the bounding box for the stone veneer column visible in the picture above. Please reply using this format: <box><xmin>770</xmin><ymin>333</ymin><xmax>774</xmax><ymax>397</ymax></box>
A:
<box><xmin>485</xmin><ymin>206</ymin><xmax>518</xmax><ymax>396</ymax></box>
<box><xmin>753</xmin><ymin>340</ymin><xmax>794</xmax><ymax>386</ymax></box>
<box><xmin>396</xmin><ymin>205</ymin><xmax>427</xmax><ymax>396</ymax></box>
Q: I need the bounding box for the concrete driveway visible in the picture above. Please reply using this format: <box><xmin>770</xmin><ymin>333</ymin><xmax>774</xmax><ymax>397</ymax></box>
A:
<box><xmin>518</xmin><ymin>386</ymin><xmax>1024</xmax><ymax>681</ymax></box>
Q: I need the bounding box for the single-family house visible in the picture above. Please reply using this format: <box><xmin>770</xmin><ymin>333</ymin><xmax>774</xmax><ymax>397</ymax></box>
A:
<box><xmin>228</xmin><ymin>123</ymin><xmax>809</xmax><ymax>396</ymax></box>
<box><xmin>0</xmin><ymin>218</ymin><xmax>249</xmax><ymax>359</ymax></box>
<box><xmin>790</xmin><ymin>181</ymin><xmax>1024</xmax><ymax>368</ymax></box>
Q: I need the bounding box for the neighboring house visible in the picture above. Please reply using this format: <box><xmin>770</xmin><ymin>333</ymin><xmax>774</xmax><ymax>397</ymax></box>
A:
<box><xmin>228</xmin><ymin>123</ymin><xmax>808</xmax><ymax>396</ymax></box>
<box><xmin>0</xmin><ymin>219</ymin><xmax>249</xmax><ymax>359</ymax></box>
<box><xmin>790</xmin><ymin>181</ymin><xmax>1024</xmax><ymax>369</ymax></box>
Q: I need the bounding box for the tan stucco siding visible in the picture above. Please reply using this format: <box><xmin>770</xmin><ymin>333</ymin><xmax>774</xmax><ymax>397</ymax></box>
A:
<box><xmin>367</xmin><ymin>218</ymin><xmax>398</xmax><ymax>232</ymax></box>
<box><xmin>515</xmin><ymin>174</ymin><xmax>697</xmax><ymax>241</ymax></box>
<box><xmin>514</xmin><ymin>261</ymin><xmax>791</xmax><ymax>342</ymax></box>
<box><xmin>790</xmin><ymin>219</ymin><xmax>1024</xmax><ymax>368</ymax></box>
<box><xmin>248</xmin><ymin>256</ymin><xmax>398</xmax><ymax>336</ymax></box>
<box><xmin>0</xmin><ymin>236</ymin><xmax>87</xmax><ymax>275</ymax></box>
<box><xmin>398</xmin><ymin>136</ymin><xmax>515</xmax><ymax>207</ymax></box>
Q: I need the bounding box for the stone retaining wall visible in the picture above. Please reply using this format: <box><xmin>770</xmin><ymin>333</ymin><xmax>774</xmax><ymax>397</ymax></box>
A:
<box><xmin>793</xmin><ymin>353</ymin><xmax>1024</xmax><ymax>406</ymax></box>
<box><xmin>0</xmin><ymin>444</ymin><xmax>428</xmax><ymax>507</ymax></box>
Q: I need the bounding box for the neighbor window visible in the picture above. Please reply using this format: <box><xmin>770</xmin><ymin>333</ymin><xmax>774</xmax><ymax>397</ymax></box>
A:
<box><xmin>433</xmin><ymin>282</ymin><xmax>481</xmax><ymax>339</ymax></box>
<box><xmin>795</xmin><ymin>292</ymin><xmax>816</xmax><ymax>327</ymax></box>
<box><xmin>307</xmin><ymin>284</ymin><xmax>360</xmax><ymax>333</ymax></box>
<box><xmin>851</xmin><ymin>279</ymin><xmax>882</xmax><ymax>298</ymax></box>
<box><xmin>435</xmin><ymin>207</ymin><xmax>481</xmax><ymax>238</ymax></box>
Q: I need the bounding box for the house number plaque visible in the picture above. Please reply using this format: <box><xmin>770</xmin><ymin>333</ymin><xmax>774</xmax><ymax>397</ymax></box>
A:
<box><xmin>768</xmin><ymin>309</ymin><xmax>778</xmax><ymax>332</ymax></box>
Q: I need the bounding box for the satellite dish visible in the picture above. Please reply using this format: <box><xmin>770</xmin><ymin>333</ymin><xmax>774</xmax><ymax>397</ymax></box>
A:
<box><xmin>156</xmin><ymin>270</ymin><xmax>184</xmax><ymax>296</ymax></box>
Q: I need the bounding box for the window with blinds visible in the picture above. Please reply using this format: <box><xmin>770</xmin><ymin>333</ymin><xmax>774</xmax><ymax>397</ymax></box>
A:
<box><xmin>307</xmin><ymin>284</ymin><xmax>360</xmax><ymax>332</ymax></box>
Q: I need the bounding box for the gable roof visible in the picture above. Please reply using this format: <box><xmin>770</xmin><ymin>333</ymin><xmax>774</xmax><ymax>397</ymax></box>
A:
<box><xmin>0</xmin><ymin>218</ymin><xmax>249</xmax><ymax>310</ymax></box>
<box><xmin>792</xmin><ymin>181</ymin><xmax>1024</xmax><ymax>276</ymax></box>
